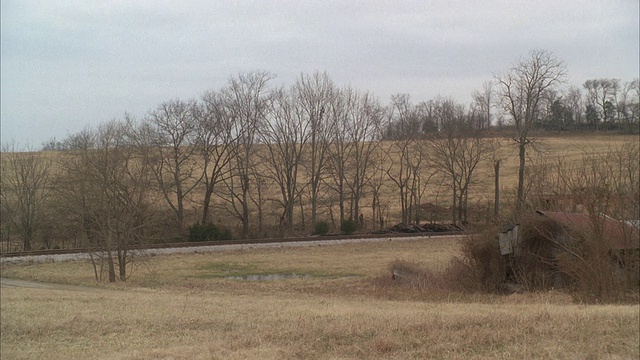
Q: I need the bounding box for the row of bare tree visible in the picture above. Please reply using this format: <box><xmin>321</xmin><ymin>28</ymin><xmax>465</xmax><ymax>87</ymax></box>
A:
<box><xmin>383</xmin><ymin>75</ymin><xmax>638</xmax><ymax>137</ymax></box>
<box><xmin>2</xmin><ymin>50</ymin><xmax>637</xmax><ymax>282</ymax></box>
<box><xmin>2</xmin><ymin>70</ymin><xmax>497</xmax><ymax>248</ymax></box>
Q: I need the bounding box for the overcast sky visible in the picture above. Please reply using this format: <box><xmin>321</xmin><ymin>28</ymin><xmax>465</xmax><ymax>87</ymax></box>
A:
<box><xmin>1</xmin><ymin>0</ymin><xmax>638</xmax><ymax>148</ymax></box>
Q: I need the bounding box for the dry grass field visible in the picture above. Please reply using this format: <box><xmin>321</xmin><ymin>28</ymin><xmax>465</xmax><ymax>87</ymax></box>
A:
<box><xmin>469</xmin><ymin>133</ymin><xmax>638</xmax><ymax>198</ymax></box>
<box><xmin>2</xmin><ymin>237</ymin><xmax>639</xmax><ymax>359</ymax></box>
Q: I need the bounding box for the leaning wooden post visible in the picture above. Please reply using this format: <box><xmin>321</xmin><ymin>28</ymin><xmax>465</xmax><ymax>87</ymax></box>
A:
<box><xmin>494</xmin><ymin>160</ymin><xmax>500</xmax><ymax>217</ymax></box>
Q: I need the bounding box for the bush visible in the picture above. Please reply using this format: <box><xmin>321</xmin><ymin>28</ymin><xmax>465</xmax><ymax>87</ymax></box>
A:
<box><xmin>446</xmin><ymin>229</ymin><xmax>508</xmax><ymax>293</ymax></box>
<box><xmin>504</xmin><ymin>216</ymin><xmax>561</xmax><ymax>291</ymax></box>
<box><xmin>313</xmin><ymin>220</ymin><xmax>330</xmax><ymax>236</ymax></box>
<box><xmin>188</xmin><ymin>223</ymin><xmax>233</xmax><ymax>242</ymax></box>
<box><xmin>553</xmin><ymin>224</ymin><xmax>633</xmax><ymax>303</ymax></box>
<box><xmin>341</xmin><ymin>218</ymin><xmax>358</xmax><ymax>235</ymax></box>
<box><xmin>389</xmin><ymin>260</ymin><xmax>451</xmax><ymax>291</ymax></box>
<box><xmin>450</xmin><ymin>214</ymin><xmax>639</xmax><ymax>303</ymax></box>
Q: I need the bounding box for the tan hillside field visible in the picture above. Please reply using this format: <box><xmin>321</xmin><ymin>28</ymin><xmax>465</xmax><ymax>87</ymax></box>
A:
<box><xmin>2</xmin><ymin>236</ymin><xmax>639</xmax><ymax>359</ymax></box>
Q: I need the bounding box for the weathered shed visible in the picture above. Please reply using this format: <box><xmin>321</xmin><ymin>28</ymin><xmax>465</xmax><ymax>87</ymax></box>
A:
<box><xmin>498</xmin><ymin>223</ymin><xmax>520</xmax><ymax>256</ymax></box>
<box><xmin>498</xmin><ymin>211</ymin><xmax>639</xmax><ymax>291</ymax></box>
<box><xmin>535</xmin><ymin>210</ymin><xmax>640</xmax><ymax>250</ymax></box>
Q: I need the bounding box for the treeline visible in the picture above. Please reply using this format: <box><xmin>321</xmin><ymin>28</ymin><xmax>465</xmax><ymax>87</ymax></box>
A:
<box><xmin>1</xmin><ymin>71</ymin><xmax>498</xmax><ymax>259</ymax></box>
<box><xmin>381</xmin><ymin>78</ymin><xmax>639</xmax><ymax>139</ymax></box>
<box><xmin>2</xmin><ymin>50</ymin><xmax>638</xmax><ymax>282</ymax></box>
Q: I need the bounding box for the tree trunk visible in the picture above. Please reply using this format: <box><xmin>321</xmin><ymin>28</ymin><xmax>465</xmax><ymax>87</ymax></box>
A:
<box><xmin>23</xmin><ymin>234</ymin><xmax>32</xmax><ymax>251</ymax></box>
<box><xmin>516</xmin><ymin>140</ymin><xmax>526</xmax><ymax>213</ymax></box>
<box><xmin>311</xmin><ymin>184</ymin><xmax>318</xmax><ymax>226</ymax></box>
<box><xmin>118</xmin><ymin>248</ymin><xmax>127</xmax><ymax>281</ymax></box>
<box><xmin>339</xmin><ymin>176</ymin><xmax>345</xmax><ymax>224</ymax></box>
<box><xmin>287</xmin><ymin>200</ymin><xmax>294</xmax><ymax>231</ymax></box>
<box><xmin>451</xmin><ymin>180</ymin><xmax>457</xmax><ymax>224</ymax></box>
<box><xmin>107</xmin><ymin>250</ymin><xmax>116</xmax><ymax>283</ymax></box>
<box><xmin>201</xmin><ymin>185</ymin><xmax>213</xmax><ymax>224</ymax></box>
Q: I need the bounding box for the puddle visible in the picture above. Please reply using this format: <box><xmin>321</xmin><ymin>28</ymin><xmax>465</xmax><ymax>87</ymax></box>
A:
<box><xmin>225</xmin><ymin>273</ymin><xmax>314</xmax><ymax>281</ymax></box>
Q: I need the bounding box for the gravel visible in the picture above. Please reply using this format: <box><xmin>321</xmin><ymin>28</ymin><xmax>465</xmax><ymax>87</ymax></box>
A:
<box><xmin>1</xmin><ymin>235</ymin><xmax>460</xmax><ymax>264</ymax></box>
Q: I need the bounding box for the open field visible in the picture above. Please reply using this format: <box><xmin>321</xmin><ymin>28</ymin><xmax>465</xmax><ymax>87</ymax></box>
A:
<box><xmin>2</xmin><ymin>237</ymin><xmax>639</xmax><ymax>359</ymax></box>
<box><xmin>471</xmin><ymin>133</ymin><xmax>638</xmax><ymax>205</ymax></box>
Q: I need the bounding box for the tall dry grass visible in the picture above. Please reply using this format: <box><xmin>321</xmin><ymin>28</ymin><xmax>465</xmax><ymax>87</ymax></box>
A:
<box><xmin>2</xmin><ymin>281</ymin><xmax>639</xmax><ymax>359</ymax></box>
<box><xmin>2</xmin><ymin>237</ymin><xmax>639</xmax><ymax>359</ymax></box>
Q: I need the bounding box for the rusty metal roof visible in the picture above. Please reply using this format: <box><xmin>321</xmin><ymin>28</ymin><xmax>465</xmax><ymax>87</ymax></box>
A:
<box><xmin>535</xmin><ymin>211</ymin><xmax>640</xmax><ymax>250</ymax></box>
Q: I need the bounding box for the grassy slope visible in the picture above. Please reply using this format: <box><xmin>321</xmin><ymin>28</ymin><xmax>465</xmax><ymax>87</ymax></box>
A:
<box><xmin>2</xmin><ymin>237</ymin><xmax>639</xmax><ymax>359</ymax></box>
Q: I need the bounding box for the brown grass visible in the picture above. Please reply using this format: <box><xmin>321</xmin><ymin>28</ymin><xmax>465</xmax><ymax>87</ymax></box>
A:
<box><xmin>3</xmin><ymin>285</ymin><xmax>639</xmax><ymax>359</ymax></box>
<box><xmin>2</xmin><ymin>237</ymin><xmax>639</xmax><ymax>359</ymax></box>
<box><xmin>1</xmin><ymin>237</ymin><xmax>457</xmax><ymax>288</ymax></box>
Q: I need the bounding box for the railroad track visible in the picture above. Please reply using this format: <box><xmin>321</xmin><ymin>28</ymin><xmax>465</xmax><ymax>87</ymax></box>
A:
<box><xmin>1</xmin><ymin>231</ymin><xmax>462</xmax><ymax>258</ymax></box>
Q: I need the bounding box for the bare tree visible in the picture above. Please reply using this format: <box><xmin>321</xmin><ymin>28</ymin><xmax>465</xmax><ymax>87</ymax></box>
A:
<box><xmin>325</xmin><ymin>88</ymin><xmax>351</xmax><ymax>225</ymax></box>
<box><xmin>631</xmin><ymin>79</ymin><xmax>640</xmax><ymax>129</ymax></box>
<box><xmin>383</xmin><ymin>94</ymin><xmax>425</xmax><ymax>224</ymax></box>
<box><xmin>383</xmin><ymin>140</ymin><xmax>412</xmax><ymax>225</ymax></box>
<box><xmin>583</xmin><ymin>78</ymin><xmax>620</xmax><ymax>129</ymax></box>
<box><xmin>472</xmin><ymin>81</ymin><xmax>494</xmax><ymax>129</ymax></box>
<box><xmin>416</xmin><ymin>100</ymin><xmax>439</xmax><ymax>133</ymax></box>
<box><xmin>408</xmin><ymin>138</ymin><xmax>435</xmax><ymax>225</ymax></box>
<box><xmin>565</xmin><ymin>86</ymin><xmax>584</xmax><ymax>127</ymax></box>
<box><xmin>146</xmin><ymin>99</ymin><xmax>202</xmax><ymax>230</ymax></box>
<box><xmin>221</xmin><ymin>71</ymin><xmax>274</xmax><ymax>237</ymax></box>
<box><xmin>0</xmin><ymin>144</ymin><xmax>52</xmax><ymax>251</ymax></box>
<box><xmin>564</xmin><ymin>141</ymin><xmax>639</xmax><ymax>222</ymax></box>
<box><xmin>617</xmin><ymin>79</ymin><xmax>640</xmax><ymax>133</ymax></box>
<box><xmin>196</xmin><ymin>90</ymin><xmax>236</xmax><ymax>224</ymax></box>
<box><xmin>429</xmin><ymin>99</ymin><xmax>494</xmax><ymax>225</ymax></box>
<box><xmin>383</xmin><ymin>94</ymin><xmax>423</xmax><ymax>139</ymax></box>
<box><xmin>257</xmin><ymin>86</ymin><xmax>309</xmax><ymax>232</ymax></box>
<box><xmin>295</xmin><ymin>72</ymin><xmax>336</xmax><ymax>227</ymax></box>
<box><xmin>368</xmin><ymin>145</ymin><xmax>388</xmax><ymax>230</ymax></box>
<box><xmin>343</xmin><ymin>90</ymin><xmax>384</xmax><ymax>224</ymax></box>
<box><xmin>56</xmin><ymin>120</ymin><xmax>153</xmax><ymax>282</ymax></box>
<box><xmin>325</xmin><ymin>87</ymin><xmax>382</xmax><ymax>226</ymax></box>
<box><xmin>495</xmin><ymin>49</ymin><xmax>566</xmax><ymax>213</ymax></box>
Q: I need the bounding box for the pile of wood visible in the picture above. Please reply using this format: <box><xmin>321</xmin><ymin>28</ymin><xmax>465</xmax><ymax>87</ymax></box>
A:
<box><xmin>386</xmin><ymin>223</ymin><xmax>463</xmax><ymax>234</ymax></box>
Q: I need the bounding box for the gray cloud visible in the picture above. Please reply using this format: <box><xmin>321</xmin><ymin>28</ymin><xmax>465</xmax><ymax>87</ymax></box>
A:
<box><xmin>1</xmin><ymin>0</ymin><xmax>638</xmax><ymax>147</ymax></box>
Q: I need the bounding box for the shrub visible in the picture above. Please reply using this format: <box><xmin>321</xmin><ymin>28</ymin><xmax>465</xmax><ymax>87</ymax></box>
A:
<box><xmin>313</xmin><ymin>220</ymin><xmax>330</xmax><ymax>236</ymax></box>
<box><xmin>509</xmin><ymin>216</ymin><xmax>561</xmax><ymax>291</ymax></box>
<box><xmin>450</xmin><ymin>214</ymin><xmax>639</xmax><ymax>303</ymax></box>
<box><xmin>389</xmin><ymin>260</ymin><xmax>451</xmax><ymax>291</ymax></box>
<box><xmin>188</xmin><ymin>223</ymin><xmax>233</xmax><ymax>242</ymax></box>
<box><xmin>446</xmin><ymin>229</ymin><xmax>508</xmax><ymax>293</ymax></box>
<box><xmin>371</xmin><ymin>260</ymin><xmax>454</xmax><ymax>302</ymax></box>
<box><xmin>341</xmin><ymin>218</ymin><xmax>358</xmax><ymax>235</ymax></box>
<box><xmin>553</xmin><ymin>224</ymin><xmax>632</xmax><ymax>303</ymax></box>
